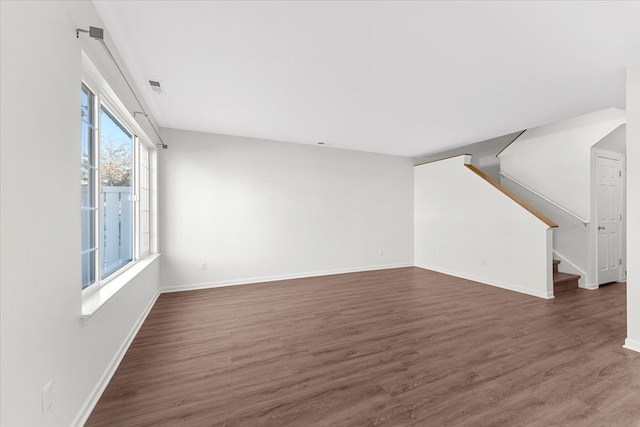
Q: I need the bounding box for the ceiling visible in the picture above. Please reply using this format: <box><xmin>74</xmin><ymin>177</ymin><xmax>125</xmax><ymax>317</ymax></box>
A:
<box><xmin>93</xmin><ymin>1</ymin><xmax>640</xmax><ymax>157</ymax></box>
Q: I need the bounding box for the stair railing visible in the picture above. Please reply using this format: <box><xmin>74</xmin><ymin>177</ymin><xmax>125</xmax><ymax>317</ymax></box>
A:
<box><xmin>499</xmin><ymin>172</ymin><xmax>589</xmax><ymax>226</ymax></box>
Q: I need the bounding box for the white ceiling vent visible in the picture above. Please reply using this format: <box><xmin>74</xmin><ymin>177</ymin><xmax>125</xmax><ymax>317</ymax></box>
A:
<box><xmin>147</xmin><ymin>79</ymin><xmax>163</xmax><ymax>93</ymax></box>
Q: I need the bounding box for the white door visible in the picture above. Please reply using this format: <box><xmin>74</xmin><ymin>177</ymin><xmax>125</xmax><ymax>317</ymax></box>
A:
<box><xmin>596</xmin><ymin>153</ymin><xmax>623</xmax><ymax>285</ymax></box>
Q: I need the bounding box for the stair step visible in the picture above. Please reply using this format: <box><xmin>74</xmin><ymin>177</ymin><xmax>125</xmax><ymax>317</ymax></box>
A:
<box><xmin>553</xmin><ymin>272</ymin><xmax>579</xmax><ymax>284</ymax></box>
<box><xmin>553</xmin><ymin>259</ymin><xmax>560</xmax><ymax>274</ymax></box>
<box><xmin>553</xmin><ymin>271</ymin><xmax>580</xmax><ymax>294</ymax></box>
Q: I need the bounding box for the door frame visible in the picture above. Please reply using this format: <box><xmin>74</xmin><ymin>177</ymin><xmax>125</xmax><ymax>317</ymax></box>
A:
<box><xmin>592</xmin><ymin>148</ymin><xmax>626</xmax><ymax>284</ymax></box>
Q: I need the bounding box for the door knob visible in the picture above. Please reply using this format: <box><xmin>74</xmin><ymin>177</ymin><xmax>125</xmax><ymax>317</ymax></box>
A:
<box><xmin>598</xmin><ymin>226</ymin><xmax>606</xmax><ymax>230</ymax></box>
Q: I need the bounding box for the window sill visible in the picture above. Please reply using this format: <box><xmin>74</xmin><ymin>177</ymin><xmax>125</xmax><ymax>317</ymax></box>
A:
<box><xmin>81</xmin><ymin>253</ymin><xmax>161</xmax><ymax>321</ymax></box>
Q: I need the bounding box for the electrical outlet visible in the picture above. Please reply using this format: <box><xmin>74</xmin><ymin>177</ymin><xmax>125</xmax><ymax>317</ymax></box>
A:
<box><xmin>379</xmin><ymin>249</ymin><xmax>384</xmax><ymax>256</ymax></box>
<box><xmin>482</xmin><ymin>258</ymin><xmax>487</xmax><ymax>266</ymax></box>
<box><xmin>42</xmin><ymin>381</ymin><xmax>53</xmax><ymax>415</ymax></box>
<box><xmin>201</xmin><ymin>262</ymin><xmax>207</xmax><ymax>271</ymax></box>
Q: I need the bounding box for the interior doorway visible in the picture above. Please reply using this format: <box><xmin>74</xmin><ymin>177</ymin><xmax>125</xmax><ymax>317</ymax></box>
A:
<box><xmin>594</xmin><ymin>149</ymin><xmax>625</xmax><ymax>285</ymax></box>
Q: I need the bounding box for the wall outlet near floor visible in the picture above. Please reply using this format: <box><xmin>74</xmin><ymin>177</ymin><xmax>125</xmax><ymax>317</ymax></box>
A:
<box><xmin>42</xmin><ymin>380</ymin><xmax>53</xmax><ymax>415</ymax></box>
<box><xmin>482</xmin><ymin>258</ymin><xmax>487</xmax><ymax>266</ymax></box>
<box><xmin>201</xmin><ymin>262</ymin><xmax>207</xmax><ymax>271</ymax></box>
<box><xmin>379</xmin><ymin>249</ymin><xmax>384</xmax><ymax>256</ymax></box>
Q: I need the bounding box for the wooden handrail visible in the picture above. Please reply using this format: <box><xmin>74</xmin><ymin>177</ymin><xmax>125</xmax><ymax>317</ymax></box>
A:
<box><xmin>464</xmin><ymin>164</ymin><xmax>558</xmax><ymax>228</ymax></box>
<box><xmin>495</xmin><ymin>129</ymin><xmax>526</xmax><ymax>158</ymax></box>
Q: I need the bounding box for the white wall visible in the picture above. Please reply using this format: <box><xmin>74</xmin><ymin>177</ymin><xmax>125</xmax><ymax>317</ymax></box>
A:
<box><xmin>415</xmin><ymin>155</ymin><xmax>553</xmax><ymax>299</ymax></box>
<box><xmin>626</xmin><ymin>66</ymin><xmax>640</xmax><ymax>353</ymax></box>
<box><xmin>501</xmin><ymin>179</ymin><xmax>591</xmax><ymax>286</ymax></box>
<box><xmin>594</xmin><ymin>124</ymin><xmax>626</xmax><ymax>153</ymax></box>
<box><xmin>499</xmin><ymin>109</ymin><xmax>627</xmax><ymax>288</ymax></box>
<box><xmin>500</xmin><ymin>108</ymin><xmax>626</xmax><ymax>221</ymax></box>
<box><xmin>159</xmin><ymin>128</ymin><xmax>414</xmax><ymax>290</ymax></box>
<box><xmin>1</xmin><ymin>2</ymin><xmax>161</xmax><ymax>426</ymax></box>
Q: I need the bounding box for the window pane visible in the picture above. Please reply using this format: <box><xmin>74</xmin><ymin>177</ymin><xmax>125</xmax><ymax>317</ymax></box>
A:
<box><xmin>139</xmin><ymin>145</ymin><xmax>150</xmax><ymax>257</ymax></box>
<box><xmin>81</xmin><ymin>208</ymin><xmax>95</xmax><ymax>252</ymax></box>
<box><xmin>82</xmin><ymin>124</ymin><xmax>89</xmax><ymax>156</ymax></box>
<box><xmin>81</xmin><ymin>88</ymin><xmax>92</xmax><ymax>123</ymax></box>
<box><xmin>81</xmin><ymin>123</ymin><xmax>92</xmax><ymax>163</ymax></box>
<box><xmin>100</xmin><ymin>107</ymin><xmax>133</xmax><ymax>279</ymax></box>
<box><xmin>82</xmin><ymin>249</ymin><xmax>96</xmax><ymax>289</ymax></box>
<box><xmin>81</xmin><ymin>168</ymin><xmax>92</xmax><ymax>207</ymax></box>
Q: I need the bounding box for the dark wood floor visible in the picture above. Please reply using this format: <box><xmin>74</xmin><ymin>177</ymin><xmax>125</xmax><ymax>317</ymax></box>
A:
<box><xmin>87</xmin><ymin>267</ymin><xmax>640</xmax><ymax>426</ymax></box>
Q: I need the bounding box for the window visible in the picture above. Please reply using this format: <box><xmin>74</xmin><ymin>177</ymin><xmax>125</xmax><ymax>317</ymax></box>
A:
<box><xmin>81</xmin><ymin>85</ymin><xmax>97</xmax><ymax>289</ymax></box>
<box><xmin>99</xmin><ymin>106</ymin><xmax>134</xmax><ymax>279</ymax></box>
<box><xmin>81</xmin><ymin>80</ymin><xmax>154</xmax><ymax>293</ymax></box>
<box><xmin>139</xmin><ymin>145</ymin><xmax>151</xmax><ymax>257</ymax></box>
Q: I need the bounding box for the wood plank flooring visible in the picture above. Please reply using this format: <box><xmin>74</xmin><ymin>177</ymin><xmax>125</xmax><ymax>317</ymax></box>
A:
<box><xmin>86</xmin><ymin>267</ymin><xmax>640</xmax><ymax>426</ymax></box>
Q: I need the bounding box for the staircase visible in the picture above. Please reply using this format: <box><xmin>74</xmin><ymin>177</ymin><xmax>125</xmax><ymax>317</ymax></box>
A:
<box><xmin>553</xmin><ymin>259</ymin><xmax>580</xmax><ymax>294</ymax></box>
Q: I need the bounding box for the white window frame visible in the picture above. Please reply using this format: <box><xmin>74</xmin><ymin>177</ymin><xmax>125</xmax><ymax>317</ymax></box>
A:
<box><xmin>138</xmin><ymin>144</ymin><xmax>151</xmax><ymax>258</ymax></box>
<box><xmin>81</xmin><ymin>52</ymin><xmax>157</xmax><ymax>302</ymax></box>
<box><xmin>81</xmin><ymin>83</ymin><xmax>98</xmax><ymax>290</ymax></box>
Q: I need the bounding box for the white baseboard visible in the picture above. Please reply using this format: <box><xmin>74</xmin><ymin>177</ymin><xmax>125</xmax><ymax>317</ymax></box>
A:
<box><xmin>581</xmin><ymin>282</ymin><xmax>599</xmax><ymax>290</ymax></box>
<box><xmin>72</xmin><ymin>290</ymin><xmax>161</xmax><ymax>427</ymax></box>
<box><xmin>416</xmin><ymin>263</ymin><xmax>553</xmax><ymax>299</ymax></box>
<box><xmin>624</xmin><ymin>338</ymin><xmax>640</xmax><ymax>353</ymax></box>
<box><xmin>161</xmin><ymin>262</ymin><xmax>414</xmax><ymax>293</ymax></box>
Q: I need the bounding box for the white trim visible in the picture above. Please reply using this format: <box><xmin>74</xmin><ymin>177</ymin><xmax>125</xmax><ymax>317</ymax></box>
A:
<box><xmin>623</xmin><ymin>338</ymin><xmax>640</xmax><ymax>353</ymax></box>
<box><xmin>82</xmin><ymin>51</ymin><xmax>154</xmax><ymax>149</ymax></box>
<box><xmin>149</xmin><ymin>149</ymin><xmax>159</xmax><ymax>254</ymax></box>
<box><xmin>72</xmin><ymin>289</ymin><xmax>160</xmax><ymax>427</ymax></box>
<box><xmin>552</xmin><ymin>250</ymin><xmax>590</xmax><ymax>288</ymax></box>
<box><xmin>161</xmin><ymin>262</ymin><xmax>414</xmax><ymax>293</ymax></box>
<box><xmin>81</xmin><ymin>254</ymin><xmax>161</xmax><ymax>320</ymax></box>
<box><xmin>592</xmin><ymin>149</ymin><xmax>626</xmax><ymax>286</ymax></box>
<box><xmin>82</xmin><ymin>64</ymin><xmax>123</xmax><ymax>297</ymax></box>
<box><xmin>415</xmin><ymin>263</ymin><xmax>554</xmax><ymax>300</ymax></box>
<box><xmin>80</xmin><ymin>82</ymin><xmax>100</xmax><ymax>296</ymax></box>
<box><xmin>81</xmin><ymin>52</ymin><xmax>158</xmax><ymax>298</ymax></box>
<box><xmin>500</xmin><ymin>172</ymin><xmax>589</xmax><ymax>225</ymax></box>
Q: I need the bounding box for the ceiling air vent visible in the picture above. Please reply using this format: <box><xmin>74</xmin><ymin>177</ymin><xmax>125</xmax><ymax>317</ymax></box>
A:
<box><xmin>148</xmin><ymin>79</ymin><xmax>162</xmax><ymax>93</ymax></box>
